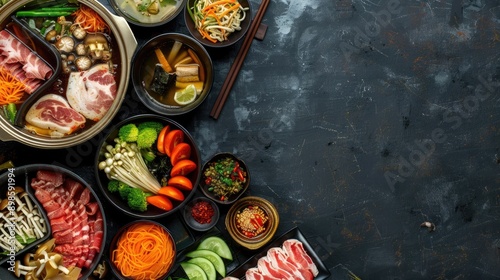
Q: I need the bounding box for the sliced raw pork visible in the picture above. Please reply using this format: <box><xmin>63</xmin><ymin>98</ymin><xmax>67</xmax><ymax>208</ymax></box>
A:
<box><xmin>0</xmin><ymin>30</ymin><xmax>53</xmax><ymax>92</ymax></box>
<box><xmin>25</xmin><ymin>94</ymin><xmax>86</xmax><ymax>136</ymax></box>
<box><xmin>31</xmin><ymin>170</ymin><xmax>104</xmax><ymax>270</ymax></box>
<box><xmin>282</xmin><ymin>239</ymin><xmax>319</xmax><ymax>277</ymax></box>
<box><xmin>66</xmin><ymin>63</ymin><xmax>116</xmax><ymax>121</ymax></box>
<box><xmin>267</xmin><ymin>247</ymin><xmax>313</xmax><ymax>280</ymax></box>
<box><xmin>245</xmin><ymin>267</ymin><xmax>281</xmax><ymax>280</ymax></box>
<box><xmin>257</xmin><ymin>256</ymin><xmax>294</xmax><ymax>279</ymax></box>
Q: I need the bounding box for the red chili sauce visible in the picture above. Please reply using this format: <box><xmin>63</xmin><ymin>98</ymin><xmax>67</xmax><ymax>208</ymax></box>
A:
<box><xmin>191</xmin><ymin>201</ymin><xmax>215</xmax><ymax>224</ymax></box>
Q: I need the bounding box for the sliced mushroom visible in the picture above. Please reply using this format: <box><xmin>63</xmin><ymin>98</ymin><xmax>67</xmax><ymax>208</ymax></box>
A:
<box><xmin>55</xmin><ymin>36</ymin><xmax>75</xmax><ymax>53</ymax></box>
<box><xmin>75</xmin><ymin>43</ymin><xmax>88</xmax><ymax>56</ymax></box>
<box><xmin>71</xmin><ymin>26</ymin><xmax>87</xmax><ymax>40</ymax></box>
<box><xmin>45</xmin><ymin>30</ymin><xmax>57</xmax><ymax>43</ymax></box>
<box><xmin>84</xmin><ymin>33</ymin><xmax>109</xmax><ymax>60</ymax></box>
<box><xmin>75</xmin><ymin>56</ymin><xmax>92</xmax><ymax>71</ymax></box>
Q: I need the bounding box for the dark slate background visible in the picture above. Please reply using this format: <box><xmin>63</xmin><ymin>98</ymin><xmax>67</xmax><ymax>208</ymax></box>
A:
<box><xmin>1</xmin><ymin>0</ymin><xmax>500</xmax><ymax>279</ymax></box>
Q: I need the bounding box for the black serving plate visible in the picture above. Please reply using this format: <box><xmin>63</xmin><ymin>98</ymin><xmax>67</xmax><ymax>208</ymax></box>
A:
<box><xmin>0</xmin><ymin>164</ymin><xmax>107</xmax><ymax>280</ymax></box>
<box><xmin>228</xmin><ymin>227</ymin><xmax>331</xmax><ymax>279</ymax></box>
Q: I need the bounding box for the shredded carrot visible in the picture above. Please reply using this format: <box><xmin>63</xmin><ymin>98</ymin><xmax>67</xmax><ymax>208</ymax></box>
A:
<box><xmin>112</xmin><ymin>223</ymin><xmax>175</xmax><ymax>280</ymax></box>
<box><xmin>0</xmin><ymin>67</ymin><xmax>27</xmax><ymax>106</ymax></box>
<box><xmin>72</xmin><ymin>5</ymin><xmax>109</xmax><ymax>33</ymax></box>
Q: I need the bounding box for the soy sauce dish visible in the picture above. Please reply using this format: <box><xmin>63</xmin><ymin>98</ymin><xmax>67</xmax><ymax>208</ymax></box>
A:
<box><xmin>132</xmin><ymin>33</ymin><xmax>214</xmax><ymax>115</ymax></box>
<box><xmin>0</xmin><ymin>0</ymin><xmax>137</xmax><ymax>149</ymax></box>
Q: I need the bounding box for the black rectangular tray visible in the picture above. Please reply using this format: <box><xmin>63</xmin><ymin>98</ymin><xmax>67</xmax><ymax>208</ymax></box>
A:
<box><xmin>228</xmin><ymin>227</ymin><xmax>331</xmax><ymax>279</ymax></box>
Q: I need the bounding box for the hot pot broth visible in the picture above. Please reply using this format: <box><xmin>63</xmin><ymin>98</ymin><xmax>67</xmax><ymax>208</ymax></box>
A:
<box><xmin>141</xmin><ymin>40</ymin><xmax>206</xmax><ymax>107</ymax></box>
<box><xmin>0</xmin><ymin>3</ymin><xmax>121</xmax><ymax>137</ymax></box>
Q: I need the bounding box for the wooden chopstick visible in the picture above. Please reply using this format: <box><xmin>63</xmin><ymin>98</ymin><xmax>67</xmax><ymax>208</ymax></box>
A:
<box><xmin>210</xmin><ymin>0</ymin><xmax>270</xmax><ymax>119</ymax></box>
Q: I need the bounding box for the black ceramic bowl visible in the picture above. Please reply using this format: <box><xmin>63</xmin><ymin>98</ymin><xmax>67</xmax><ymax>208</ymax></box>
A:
<box><xmin>132</xmin><ymin>33</ymin><xmax>213</xmax><ymax>116</ymax></box>
<box><xmin>0</xmin><ymin>164</ymin><xmax>106</xmax><ymax>279</ymax></box>
<box><xmin>183</xmin><ymin>196</ymin><xmax>220</xmax><ymax>231</ymax></box>
<box><xmin>95</xmin><ymin>114</ymin><xmax>201</xmax><ymax>219</ymax></box>
<box><xmin>109</xmin><ymin>220</ymin><xmax>176</xmax><ymax>280</ymax></box>
<box><xmin>108</xmin><ymin>0</ymin><xmax>187</xmax><ymax>27</ymax></box>
<box><xmin>200</xmin><ymin>152</ymin><xmax>250</xmax><ymax>204</ymax></box>
<box><xmin>184</xmin><ymin>0</ymin><xmax>252</xmax><ymax>48</ymax></box>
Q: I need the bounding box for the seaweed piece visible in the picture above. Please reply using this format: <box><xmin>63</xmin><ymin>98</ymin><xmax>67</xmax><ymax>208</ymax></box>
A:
<box><xmin>149</xmin><ymin>64</ymin><xmax>173</xmax><ymax>95</ymax></box>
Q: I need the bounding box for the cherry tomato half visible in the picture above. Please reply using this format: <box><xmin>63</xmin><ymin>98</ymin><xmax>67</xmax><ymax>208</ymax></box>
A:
<box><xmin>164</xmin><ymin>129</ymin><xmax>184</xmax><ymax>157</ymax></box>
<box><xmin>158</xmin><ymin>186</ymin><xmax>185</xmax><ymax>201</ymax></box>
<box><xmin>170</xmin><ymin>142</ymin><xmax>192</xmax><ymax>166</ymax></box>
<box><xmin>167</xmin><ymin>176</ymin><xmax>193</xmax><ymax>191</ymax></box>
<box><xmin>146</xmin><ymin>195</ymin><xmax>173</xmax><ymax>211</ymax></box>
<box><xmin>170</xmin><ymin>159</ymin><xmax>197</xmax><ymax>177</ymax></box>
<box><xmin>156</xmin><ymin>125</ymin><xmax>170</xmax><ymax>154</ymax></box>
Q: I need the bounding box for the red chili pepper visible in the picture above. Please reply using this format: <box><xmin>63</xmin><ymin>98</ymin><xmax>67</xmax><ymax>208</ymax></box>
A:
<box><xmin>220</xmin><ymin>196</ymin><xmax>225</xmax><ymax>201</ymax></box>
<box><xmin>237</xmin><ymin>170</ymin><xmax>245</xmax><ymax>182</ymax></box>
<box><xmin>232</xmin><ymin>162</ymin><xmax>240</xmax><ymax>172</ymax></box>
<box><xmin>205</xmin><ymin>177</ymin><xmax>212</xmax><ymax>185</ymax></box>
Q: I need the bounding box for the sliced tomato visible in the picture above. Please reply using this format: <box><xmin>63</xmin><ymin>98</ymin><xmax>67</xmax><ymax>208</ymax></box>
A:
<box><xmin>170</xmin><ymin>142</ymin><xmax>192</xmax><ymax>166</ymax></box>
<box><xmin>170</xmin><ymin>159</ymin><xmax>197</xmax><ymax>177</ymax></box>
<box><xmin>164</xmin><ymin>129</ymin><xmax>184</xmax><ymax>157</ymax></box>
<box><xmin>146</xmin><ymin>195</ymin><xmax>173</xmax><ymax>211</ymax></box>
<box><xmin>158</xmin><ymin>186</ymin><xmax>185</xmax><ymax>201</ymax></box>
<box><xmin>167</xmin><ymin>176</ymin><xmax>193</xmax><ymax>191</ymax></box>
<box><xmin>156</xmin><ymin>125</ymin><xmax>170</xmax><ymax>154</ymax></box>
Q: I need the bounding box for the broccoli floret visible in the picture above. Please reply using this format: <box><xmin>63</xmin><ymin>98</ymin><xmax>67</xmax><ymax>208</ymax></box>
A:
<box><xmin>136</xmin><ymin>127</ymin><xmax>158</xmax><ymax>149</ymax></box>
<box><xmin>127</xmin><ymin>188</ymin><xmax>151</xmax><ymax>212</ymax></box>
<box><xmin>119</xmin><ymin>123</ymin><xmax>139</xmax><ymax>142</ymax></box>
<box><xmin>107</xmin><ymin>180</ymin><xmax>120</xmax><ymax>193</ymax></box>
<box><xmin>118</xmin><ymin>182</ymin><xmax>133</xmax><ymax>200</ymax></box>
<box><xmin>138</xmin><ymin>121</ymin><xmax>163</xmax><ymax>134</ymax></box>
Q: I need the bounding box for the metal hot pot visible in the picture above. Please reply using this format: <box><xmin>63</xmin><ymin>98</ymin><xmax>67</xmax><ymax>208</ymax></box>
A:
<box><xmin>0</xmin><ymin>0</ymin><xmax>137</xmax><ymax>148</ymax></box>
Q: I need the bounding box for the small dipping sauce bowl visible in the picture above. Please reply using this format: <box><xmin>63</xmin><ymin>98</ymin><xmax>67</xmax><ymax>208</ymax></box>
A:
<box><xmin>183</xmin><ymin>196</ymin><xmax>220</xmax><ymax>232</ymax></box>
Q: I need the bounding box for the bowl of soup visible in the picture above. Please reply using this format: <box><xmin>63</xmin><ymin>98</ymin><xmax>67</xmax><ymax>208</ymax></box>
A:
<box><xmin>184</xmin><ymin>0</ymin><xmax>252</xmax><ymax>48</ymax></box>
<box><xmin>0</xmin><ymin>0</ymin><xmax>137</xmax><ymax>148</ymax></box>
<box><xmin>109</xmin><ymin>0</ymin><xmax>187</xmax><ymax>27</ymax></box>
<box><xmin>132</xmin><ymin>33</ymin><xmax>213</xmax><ymax>115</ymax></box>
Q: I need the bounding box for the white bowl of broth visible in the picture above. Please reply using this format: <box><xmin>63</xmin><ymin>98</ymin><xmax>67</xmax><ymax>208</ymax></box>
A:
<box><xmin>109</xmin><ymin>0</ymin><xmax>187</xmax><ymax>27</ymax></box>
<box><xmin>132</xmin><ymin>33</ymin><xmax>213</xmax><ymax>115</ymax></box>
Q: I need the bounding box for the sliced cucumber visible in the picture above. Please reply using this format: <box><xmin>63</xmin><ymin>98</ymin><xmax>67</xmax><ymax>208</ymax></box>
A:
<box><xmin>180</xmin><ymin>262</ymin><xmax>208</xmax><ymax>280</ymax></box>
<box><xmin>187</xmin><ymin>257</ymin><xmax>217</xmax><ymax>280</ymax></box>
<box><xmin>185</xmin><ymin>249</ymin><xmax>226</xmax><ymax>277</ymax></box>
<box><xmin>197</xmin><ymin>236</ymin><xmax>233</xmax><ymax>260</ymax></box>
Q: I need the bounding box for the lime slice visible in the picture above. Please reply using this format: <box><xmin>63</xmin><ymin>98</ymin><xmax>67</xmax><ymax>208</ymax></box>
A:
<box><xmin>187</xmin><ymin>257</ymin><xmax>217</xmax><ymax>280</ymax></box>
<box><xmin>197</xmin><ymin>236</ymin><xmax>233</xmax><ymax>260</ymax></box>
<box><xmin>185</xmin><ymin>249</ymin><xmax>226</xmax><ymax>277</ymax></box>
<box><xmin>174</xmin><ymin>84</ymin><xmax>197</xmax><ymax>105</ymax></box>
<box><xmin>181</xmin><ymin>262</ymin><xmax>208</xmax><ymax>280</ymax></box>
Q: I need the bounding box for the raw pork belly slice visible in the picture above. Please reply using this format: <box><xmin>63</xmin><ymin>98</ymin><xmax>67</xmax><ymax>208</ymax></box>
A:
<box><xmin>246</xmin><ymin>267</ymin><xmax>281</xmax><ymax>280</ymax></box>
<box><xmin>267</xmin><ymin>247</ymin><xmax>313</xmax><ymax>280</ymax></box>
<box><xmin>0</xmin><ymin>30</ymin><xmax>53</xmax><ymax>89</ymax></box>
<box><xmin>66</xmin><ymin>63</ymin><xmax>116</xmax><ymax>121</ymax></box>
<box><xmin>25</xmin><ymin>94</ymin><xmax>86</xmax><ymax>136</ymax></box>
<box><xmin>282</xmin><ymin>239</ymin><xmax>319</xmax><ymax>277</ymax></box>
<box><xmin>257</xmin><ymin>256</ymin><xmax>294</xmax><ymax>280</ymax></box>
